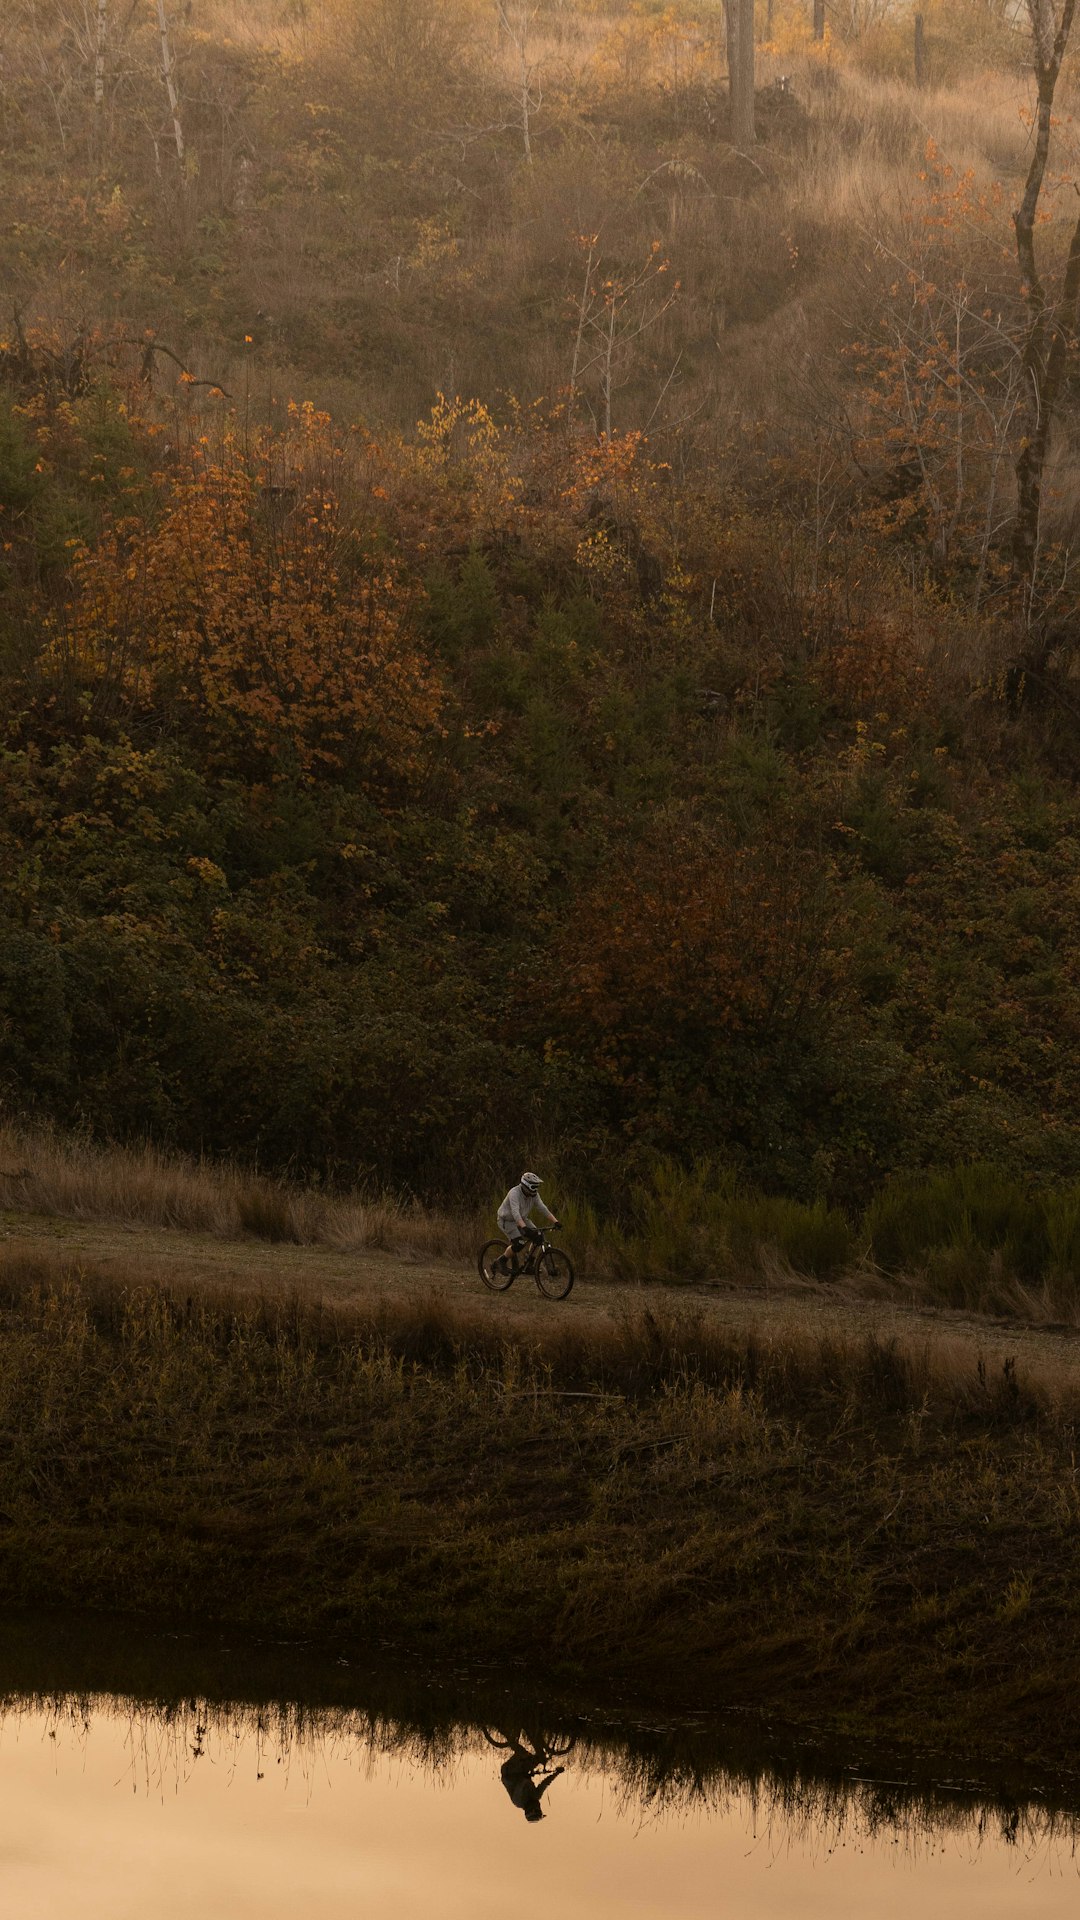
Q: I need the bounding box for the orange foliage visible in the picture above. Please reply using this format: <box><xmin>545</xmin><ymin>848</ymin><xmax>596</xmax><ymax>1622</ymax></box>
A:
<box><xmin>811</xmin><ymin>615</ymin><xmax>929</xmax><ymax>719</ymax></box>
<box><xmin>543</xmin><ymin>819</ymin><xmax>837</xmax><ymax>1099</ymax></box>
<box><xmin>43</xmin><ymin>445</ymin><xmax>442</xmax><ymax>780</ymax></box>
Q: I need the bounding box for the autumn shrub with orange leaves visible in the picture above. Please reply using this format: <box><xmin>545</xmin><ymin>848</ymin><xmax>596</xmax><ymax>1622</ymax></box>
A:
<box><xmin>530</xmin><ymin>813</ymin><xmax>873</xmax><ymax>1183</ymax></box>
<box><xmin>37</xmin><ymin>442</ymin><xmax>442</xmax><ymax>785</ymax></box>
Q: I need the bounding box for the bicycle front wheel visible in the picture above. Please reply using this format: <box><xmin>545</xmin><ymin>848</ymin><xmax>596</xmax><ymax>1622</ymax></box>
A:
<box><xmin>535</xmin><ymin>1248</ymin><xmax>574</xmax><ymax>1300</ymax></box>
<box><xmin>479</xmin><ymin>1241</ymin><xmax>515</xmax><ymax>1292</ymax></box>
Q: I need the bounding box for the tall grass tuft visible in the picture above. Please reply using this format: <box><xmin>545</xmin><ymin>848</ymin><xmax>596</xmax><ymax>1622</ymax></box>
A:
<box><xmin>594</xmin><ymin>1159</ymin><xmax>853</xmax><ymax>1285</ymax></box>
<box><xmin>864</xmin><ymin>1164</ymin><xmax>1044</xmax><ymax>1277</ymax></box>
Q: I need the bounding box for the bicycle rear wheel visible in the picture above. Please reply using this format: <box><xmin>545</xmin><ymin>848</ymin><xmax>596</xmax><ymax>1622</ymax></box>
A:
<box><xmin>535</xmin><ymin>1248</ymin><xmax>574</xmax><ymax>1300</ymax></box>
<box><xmin>479</xmin><ymin>1241</ymin><xmax>515</xmax><ymax>1292</ymax></box>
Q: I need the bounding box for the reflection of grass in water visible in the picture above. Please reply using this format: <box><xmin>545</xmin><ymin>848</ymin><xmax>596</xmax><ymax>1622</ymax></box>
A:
<box><xmin>2</xmin><ymin>1687</ymin><xmax>1074</xmax><ymax>1871</ymax></box>
<box><xmin>1</xmin><ymin>1262</ymin><xmax>1080</xmax><ymax>1770</ymax></box>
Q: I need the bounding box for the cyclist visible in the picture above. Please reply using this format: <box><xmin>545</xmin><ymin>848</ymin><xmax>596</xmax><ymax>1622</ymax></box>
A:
<box><xmin>496</xmin><ymin>1172</ymin><xmax>560</xmax><ymax>1265</ymax></box>
<box><xmin>499</xmin><ymin>1741</ymin><xmax>566</xmax><ymax>1823</ymax></box>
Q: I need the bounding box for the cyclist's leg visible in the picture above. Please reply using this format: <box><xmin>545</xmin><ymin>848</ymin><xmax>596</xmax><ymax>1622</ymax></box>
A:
<box><xmin>497</xmin><ymin>1231</ymin><xmax>525</xmax><ymax>1273</ymax></box>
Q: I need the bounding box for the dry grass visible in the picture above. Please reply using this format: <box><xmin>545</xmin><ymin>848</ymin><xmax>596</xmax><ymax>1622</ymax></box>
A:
<box><xmin>0</xmin><ymin>1232</ymin><xmax>1076</xmax><ymax>1421</ymax></box>
<box><xmin>3</xmin><ymin>0</ymin><xmax>1050</xmax><ymax>450</ymax></box>
<box><xmin>0</xmin><ymin>1124</ymin><xmax>483</xmax><ymax>1261</ymax></box>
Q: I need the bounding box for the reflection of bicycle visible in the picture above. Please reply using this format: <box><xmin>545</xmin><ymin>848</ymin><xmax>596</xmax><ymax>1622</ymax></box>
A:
<box><xmin>478</xmin><ymin>1227</ymin><xmax>575</xmax><ymax>1300</ymax></box>
<box><xmin>483</xmin><ymin>1729</ymin><xmax>576</xmax><ymax>1760</ymax></box>
<box><xmin>483</xmin><ymin>1729</ymin><xmax>577</xmax><ymax>1823</ymax></box>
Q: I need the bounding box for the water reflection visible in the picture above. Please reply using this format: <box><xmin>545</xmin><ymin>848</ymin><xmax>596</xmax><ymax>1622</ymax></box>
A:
<box><xmin>0</xmin><ymin>1612</ymin><xmax>1077</xmax><ymax>1919</ymax></box>
<box><xmin>484</xmin><ymin>1728</ymin><xmax>576</xmax><ymax>1822</ymax></box>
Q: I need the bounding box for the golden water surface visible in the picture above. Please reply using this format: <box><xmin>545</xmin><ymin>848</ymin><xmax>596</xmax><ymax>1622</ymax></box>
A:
<box><xmin>0</xmin><ymin>1701</ymin><xmax>1075</xmax><ymax>1920</ymax></box>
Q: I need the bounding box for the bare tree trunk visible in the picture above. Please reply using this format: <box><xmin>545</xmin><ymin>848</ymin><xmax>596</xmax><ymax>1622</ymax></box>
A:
<box><xmin>726</xmin><ymin>0</ymin><xmax>756</xmax><ymax>146</ymax></box>
<box><xmin>603</xmin><ymin>298</ymin><xmax>616</xmax><ymax>439</ymax></box>
<box><xmin>913</xmin><ymin>11</ymin><xmax>926</xmax><ymax>84</ymax></box>
<box><xmin>813</xmin><ymin>0</ymin><xmax>825</xmax><ymax>39</ymax></box>
<box><xmin>1012</xmin><ymin>0</ymin><xmax>1080</xmax><ymax>620</ymax></box>
<box><xmin>94</xmin><ymin>0</ymin><xmax>107</xmax><ymax>108</ymax></box>
<box><xmin>1030</xmin><ymin>0</ymin><xmax>1058</xmax><ymax>61</ymax></box>
<box><xmin>91</xmin><ymin>0</ymin><xmax>108</xmax><ymax>165</ymax></box>
<box><xmin>518</xmin><ymin>31</ymin><xmax>532</xmax><ymax>162</ymax></box>
<box><xmin>155</xmin><ymin>0</ymin><xmax>185</xmax><ymax>167</ymax></box>
<box><xmin>497</xmin><ymin>1</ymin><xmax>538</xmax><ymax>163</ymax></box>
<box><xmin>568</xmin><ymin>240</ymin><xmax>595</xmax><ymax>433</ymax></box>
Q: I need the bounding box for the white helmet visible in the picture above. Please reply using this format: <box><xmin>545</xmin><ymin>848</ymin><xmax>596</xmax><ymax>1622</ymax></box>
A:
<box><xmin>520</xmin><ymin>1171</ymin><xmax>543</xmax><ymax>1193</ymax></box>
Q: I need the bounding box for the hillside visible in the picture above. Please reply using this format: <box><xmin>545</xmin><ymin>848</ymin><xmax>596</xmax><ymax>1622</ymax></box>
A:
<box><xmin>4</xmin><ymin>2</ymin><xmax>1080</xmax><ymax>1298</ymax></box>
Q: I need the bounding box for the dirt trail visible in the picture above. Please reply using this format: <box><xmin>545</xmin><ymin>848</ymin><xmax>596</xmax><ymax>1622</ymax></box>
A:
<box><xmin>3</xmin><ymin>1206</ymin><xmax>1080</xmax><ymax>1388</ymax></box>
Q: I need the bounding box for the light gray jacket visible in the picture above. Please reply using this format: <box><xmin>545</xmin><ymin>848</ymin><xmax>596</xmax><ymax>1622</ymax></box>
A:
<box><xmin>498</xmin><ymin>1184</ymin><xmax>555</xmax><ymax>1234</ymax></box>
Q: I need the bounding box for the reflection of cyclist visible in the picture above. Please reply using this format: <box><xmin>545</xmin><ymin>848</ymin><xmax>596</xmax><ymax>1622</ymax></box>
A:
<box><xmin>496</xmin><ymin>1173</ymin><xmax>560</xmax><ymax>1263</ymax></box>
<box><xmin>496</xmin><ymin>1732</ymin><xmax>566</xmax><ymax>1823</ymax></box>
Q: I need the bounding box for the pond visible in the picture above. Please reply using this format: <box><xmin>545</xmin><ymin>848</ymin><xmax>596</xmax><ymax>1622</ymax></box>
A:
<box><xmin>0</xmin><ymin>1613</ymin><xmax>1076</xmax><ymax>1919</ymax></box>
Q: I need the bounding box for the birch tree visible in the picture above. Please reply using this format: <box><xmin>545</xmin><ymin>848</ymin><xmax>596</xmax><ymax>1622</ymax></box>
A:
<box><xmin>91</xmin><ymin>0</ymin><xmax>107</xmax><ymax>161</ymax></box>
<box><xmin>496</xmin><ymin>1</ymin><xmax>541</xmax><ymax>163</ymax></box>
<box><xmin>567</xmin><ymin>237</ymin><xmax>680</xmax><ymax>438</ymax></box>
<box><xmin>93</xmin><ymin>0</ymin><xmax>107</xmax><ymax>109</ymax></box>
<box><xmin>155</xmin><ymin>0</ymin><xmax>184</xmax><ymax>166</ymax></box>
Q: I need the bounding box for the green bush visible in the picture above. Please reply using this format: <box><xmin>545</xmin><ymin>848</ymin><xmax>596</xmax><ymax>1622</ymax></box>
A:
<box><xmin>614</xmin><ymin>1159</ymin><xmax>728</xmax><ymax>1283</ymax></box>
<box><xmin>0</xmin><ymin>922</ymin><xmax>73</xmax><ymax>1103</ymax></box>
<box><xmin>865</xmin><ymin>1165</ymin><xmax>1046</xmax><ymax>1278</ymax></box>
<box><xmin>1042</xmin><ymin>1185</ymin><xmax>1080</xmax><ymax>1272</ymax></box>
<box><xmin>601</xmin><ymin>1160</ymin><xmax>853</xmax><ymax>1285</ymax></box>
<box><xmin>745</xmin><ymin>1195</ymin><xmax>854</xmax><ymax>1280</ymax></box>
<box><xmin>921</xmin><ymin>1242</ymin><xmax>999</xmax><ymax>1312</ymax></box>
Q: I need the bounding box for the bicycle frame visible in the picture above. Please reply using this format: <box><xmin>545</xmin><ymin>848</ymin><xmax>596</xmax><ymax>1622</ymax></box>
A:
<box><xmin>508</xmin><ymin>1229</ymin><xmax>555</xmax><ymax>1276</ymax></box>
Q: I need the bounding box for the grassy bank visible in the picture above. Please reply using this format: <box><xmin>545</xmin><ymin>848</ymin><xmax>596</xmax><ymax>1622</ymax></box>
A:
<box><xmin>1</xmin><ymin>1252</ymin><xmax>1078</xmax><ymax>1773</ymax></box>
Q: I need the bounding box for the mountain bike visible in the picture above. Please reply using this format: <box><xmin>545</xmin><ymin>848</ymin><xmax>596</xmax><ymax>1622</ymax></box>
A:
<box><xmin>478</xmin><ymin>1225</ymin><xmax>575</xmax><ymax>1300</ymax></box>
<box><xmin>482</xmin><ymin>1728</ymin><xmax>577</xmax><ymax>1761</ymax></box>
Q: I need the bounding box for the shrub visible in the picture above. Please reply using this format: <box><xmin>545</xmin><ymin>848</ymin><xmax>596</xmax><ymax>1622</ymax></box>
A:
<box><xmin>745</xmin><ymin>1195</ymin><xmax>854</xmax><ymax>1280</ymax></box>
<box><xmin>1042</xmin><ymin>1184</ymin><xmax>1080</xmax><ymax>1282</ymax></box>
<box><xmin>865</xmin><ymin>1165</ymin><xmax>1046</xmax><ymax>1278</ymax></box>
<box><xmin>602</xmin><ymin>1160</ymin><xmax>853</xmax><ymax>1284</ymax></box>
<box><xmin>0</xmin><ymin>923</ymin><xmax>73</xmax><ymax>1103</ymax></box>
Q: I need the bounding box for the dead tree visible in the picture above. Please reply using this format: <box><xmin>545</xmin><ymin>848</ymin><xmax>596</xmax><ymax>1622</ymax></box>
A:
<box><xmin>92</xmin><ymin>0</ymin><xmax>108</xmax><ymax>161</ymax></box>
<box><xmin>496</xmin><ymin>1</ymin><xmax>541</xmax><ymax>163</ymax></box>
<box><xmin>155</xmin><ymin>0</ymin><xmax>185</xmax><ymax>166</ymax></box>
<box><xmin>1012</xmin><ymin>0</ymin><xmax>1080</xmax><ymax>624</ymax></box>
<box><xmin>913</xmin><ymin>11</ymin><xmax>926</xmax><ymax>84</ymax></box>
<box><xmin>94</xmin><ymin>0</ymin><xmax>107</xmax><ymax>109</ymax></box>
